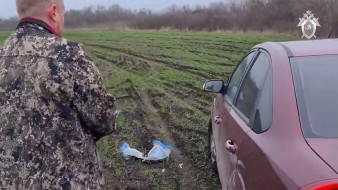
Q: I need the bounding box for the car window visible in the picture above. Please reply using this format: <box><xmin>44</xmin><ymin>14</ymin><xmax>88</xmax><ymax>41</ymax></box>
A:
<box><xmin>235</xmin><ymin>52</ymin><xmax>271</xmax><ymax>121</ymax></box>
<box><xmin>226</xmin><ymin>51</ymin><xmax>256</xmax><ymax>103</ymax></box>
<box><xmin>252</xmin><ymin>69</ymin><xmax>273</xmax><ymax>134</ymax></box>
<box><xmin>291</xmin><ymin>55</ymin><xmax>338</xmax><ymax>138</ymax></box>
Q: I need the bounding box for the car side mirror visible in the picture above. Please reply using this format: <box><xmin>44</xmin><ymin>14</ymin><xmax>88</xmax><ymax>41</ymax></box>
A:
<box><xmin>203</xmin><ymin>80</ymin><xmax>227</xmax><ymax>93</ymax></box>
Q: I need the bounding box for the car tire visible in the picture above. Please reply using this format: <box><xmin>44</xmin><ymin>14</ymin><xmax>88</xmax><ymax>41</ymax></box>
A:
<box><xmin>209</xmin><ymin>127</ymin><xmax>218</xmax><ymax>173</ymax></box>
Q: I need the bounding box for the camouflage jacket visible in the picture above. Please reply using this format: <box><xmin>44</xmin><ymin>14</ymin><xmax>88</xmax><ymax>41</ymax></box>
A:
<box><xmin>0</xmin><ymin>18</ymin><xmax>116</xmax><ymax>190</ymax></box>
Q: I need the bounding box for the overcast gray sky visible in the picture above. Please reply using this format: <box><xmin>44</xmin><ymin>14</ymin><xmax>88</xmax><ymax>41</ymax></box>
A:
<box><xmin>1</xmin><ymin>0</ymin><xmax>225</xmax><ymax>18</ymax></box>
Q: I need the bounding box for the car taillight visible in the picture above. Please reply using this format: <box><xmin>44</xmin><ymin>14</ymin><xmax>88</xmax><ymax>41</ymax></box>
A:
<box><xmin>300</xmin><ymin>180</ymin><xmax>338</xmax><ymax>190</ymax></box>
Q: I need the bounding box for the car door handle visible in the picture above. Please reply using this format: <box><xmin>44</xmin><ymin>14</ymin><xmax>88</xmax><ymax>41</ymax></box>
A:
<box><xmin>214</xmin><ymin>116</ymin><xmax>222</xmax><ymax>125</ymax></box>
<box><xmin>226</xmin><ymin>140</ymin><xmax>237</xmax><ymax>154</ymax></box>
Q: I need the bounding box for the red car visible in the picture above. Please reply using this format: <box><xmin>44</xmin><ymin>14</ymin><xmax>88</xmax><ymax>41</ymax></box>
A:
<box><xmin>204</xmin><ymin>39</ymin><xmax>338</xmax><ymax>190</ymax></box>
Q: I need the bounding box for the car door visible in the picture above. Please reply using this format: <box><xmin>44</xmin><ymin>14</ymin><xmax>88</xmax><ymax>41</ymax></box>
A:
<box><xmin>229</xmin><ymin>50</ymin><xmax>286</xmax><ymax>190</ymax></box>
<box><xmin>214</xmin><ymin>50</ymin><xmax>257</xmax><ymax>189</ymax></box>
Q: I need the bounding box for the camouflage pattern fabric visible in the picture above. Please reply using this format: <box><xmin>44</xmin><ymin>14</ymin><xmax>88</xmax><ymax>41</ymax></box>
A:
<box><xmin>0</xmin><ymin>20</ymin><xmax>116</xmax><ymax>190</ymax></box>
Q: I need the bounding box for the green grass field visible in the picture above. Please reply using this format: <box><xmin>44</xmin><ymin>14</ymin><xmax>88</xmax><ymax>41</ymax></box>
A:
<box><xmin>0</xmin><ymin>30</ymin><xmax>295</xmax><ymax>189</ymax></box>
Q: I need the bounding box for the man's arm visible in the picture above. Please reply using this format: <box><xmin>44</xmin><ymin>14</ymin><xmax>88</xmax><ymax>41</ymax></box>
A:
<box><xmin>71</xmin><ymin>44</ymin><xmax>116</xmax><ymax>139</ymax></box>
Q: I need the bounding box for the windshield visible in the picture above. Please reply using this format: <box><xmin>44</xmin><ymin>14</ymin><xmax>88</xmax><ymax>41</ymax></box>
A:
<box><xmin>291</xmin><ymin>55</ymin><xmax>338</xmax><ymax>138</ymax></box>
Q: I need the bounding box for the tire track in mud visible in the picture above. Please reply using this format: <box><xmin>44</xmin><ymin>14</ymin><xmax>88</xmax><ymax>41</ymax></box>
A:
<box><xmin>90</xmin><ymin>45</ymin><xmax>219</xmax><ymax>189</ymax></box>
<box><xmin>89</xmin><ymin>43</ymin><xmax>234</xmax><ymax>81</ymax></box>
<box><xmin>92</xmin><ymin>52</ymin><xmax>214</xmax><ymax>188</ymax></box>
<box><xmin>92</xmin><ymin>52</ymin><xmax>212</xmax><ymax>120</ymax></box>
<box><xmin>90</xmin><ymin>53</ymin><xmax>165</xmax><ymax>91</ymax></box>
<box><xmin>139</xmin><ymin>91</ymin><xmax>203</xmax><ymax>189</ymax></box>
<box><xmin>161</xmin><ymin>84</ymin><xmax>212</xmax><ymax>115</ymax></box>
<box><xmin>93</xmin><ymin>52</ymin><xmax>152</xmax><ymax>73</ymax></box>
<box><xmin>86</xmin><ymin>43</ymin><xmax>213</xmax><ymax>79</ymax></box>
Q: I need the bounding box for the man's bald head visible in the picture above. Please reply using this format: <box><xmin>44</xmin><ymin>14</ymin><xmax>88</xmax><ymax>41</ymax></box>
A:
<box><xmin>16</xmin><ymin>0</ymin><xmax>65</xmax><ymax>36</ymax></box>
<box><xmin>16</xmin><ymin>0</ymin><xmax>64</xmax><ymax>19</ymax></box>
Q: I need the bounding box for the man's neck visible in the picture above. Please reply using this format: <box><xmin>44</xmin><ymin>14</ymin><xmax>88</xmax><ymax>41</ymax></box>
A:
<box><xmin>19</xmin><ymin>17</ymin><xmax>58</xmax><ymax>36</ymax></box>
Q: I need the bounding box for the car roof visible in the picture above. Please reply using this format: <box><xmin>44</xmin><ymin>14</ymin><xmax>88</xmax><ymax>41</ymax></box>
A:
<box><xmin>278</xmin><ymin>39</ymin><xmax>338</xmax><ymax>57</ymax></box>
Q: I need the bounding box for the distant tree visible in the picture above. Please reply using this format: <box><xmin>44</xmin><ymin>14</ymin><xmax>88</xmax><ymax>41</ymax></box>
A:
<box><xmin>0</xmin><ymin>0</ymin><xmax>337</xmax><ymax>38</ymax></box>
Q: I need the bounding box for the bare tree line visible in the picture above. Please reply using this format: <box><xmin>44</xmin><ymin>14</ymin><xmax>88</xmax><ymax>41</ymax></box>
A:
<box><xmin>0</xmin><ymin>0</ymin><xmax>338</xmax><ymax>37</ymax></box>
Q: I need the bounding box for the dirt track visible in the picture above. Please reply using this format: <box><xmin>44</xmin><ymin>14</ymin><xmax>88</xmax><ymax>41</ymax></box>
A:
<box><xmin>98</xmin><ymin>87</ymin><xmax>218</xmax><ymax>189</ymax></box>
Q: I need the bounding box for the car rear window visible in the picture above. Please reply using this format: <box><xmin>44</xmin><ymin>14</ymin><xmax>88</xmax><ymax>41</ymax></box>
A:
<box><xmin>291</xmin><ymin>55</ymin><xmax>338</xmax><ymax>138</ymax></box>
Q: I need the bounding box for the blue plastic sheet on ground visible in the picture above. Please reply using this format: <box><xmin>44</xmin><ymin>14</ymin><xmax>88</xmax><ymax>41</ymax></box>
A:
<box><xmin>120</xmin><ymin>142</ymin><xmax>145</xmax><ymax>160</ymax></box>
<box><xmin>143</xmin><ymin>141</ymin><xmax>173</xmax><ymax>161</ymax></box>
<box><xmin>120</xmin><ymin>141</ymin><xmax>172</xmax><ymax>162</ymax></box>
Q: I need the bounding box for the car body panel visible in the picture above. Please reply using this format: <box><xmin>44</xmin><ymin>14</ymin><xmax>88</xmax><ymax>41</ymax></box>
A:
<box><xmin>238</xmin><ymin>42</ymin><xmax>336</xmax><ymax>189</ymax></box>
<box><xmin>279</xmin><ymin>39</ymin><xmax>338</xmax><ymax>57</ymax></box>
<box><xmin>229</xmin><ymin>169</ymin><xmax>246</xmax><ymax>190</ymax></box>
<box><xmin>223</xmin><ymin>106</ymin><xmax>252</xmax><ymax>189</ymax></box>
<box><xmin>237</xmin><ymin>130</ymin><xmax>287</xmax><ymax>190</ymax></box>
<box><xmin>307</xmin><ymin>138</ymin><xmax>338</xmax><ymax>174</ymax></box>
<box><xmin>211</xmin><ymin>41</ymin><xmax>338</xmax><ymax>190</ymax></box>
<box><xmin>212</xmin><ymin>94</ymin><xmax>225</xmax><ymax>185</ymax></box>
<box><xmin>213</xmin><ymin>94</ymin><xmax>251</xmax><ymax>189</ymax></box>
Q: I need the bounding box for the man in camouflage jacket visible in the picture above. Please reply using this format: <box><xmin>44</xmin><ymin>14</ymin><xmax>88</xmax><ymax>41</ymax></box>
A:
<box><xmin>0</xmin><ymin>0</ymin><xmax>116</xmax><ymax>189</ymax></box>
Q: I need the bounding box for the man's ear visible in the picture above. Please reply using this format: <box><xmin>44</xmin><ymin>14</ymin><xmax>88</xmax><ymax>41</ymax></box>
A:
<box><xmin>48</xmin><ymin>4</ymin><xmax>57</xmax><ymax>21</ymax></box>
